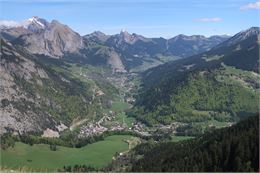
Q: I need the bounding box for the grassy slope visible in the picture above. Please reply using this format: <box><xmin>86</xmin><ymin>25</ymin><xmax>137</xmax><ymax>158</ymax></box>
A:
<box><xmin>0</xmin><ymin>135</ymin><xmax>133</xmax><ymax>171</ymax></box>
<box><xmin>130</xmin><ymin>65</ymin><xmax>259</xmax><ymax>126</ymax></box>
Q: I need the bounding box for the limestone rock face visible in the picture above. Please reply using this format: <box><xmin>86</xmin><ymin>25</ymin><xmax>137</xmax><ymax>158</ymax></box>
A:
<box><xmin>94</xmin><ymin>47</ymin><xmax>126</xmax><ymax>72</ymax></box>
<box><xmin>16</xmin><ymin>20</ymin><xmax>83</xmax><ymax>58</ymax></box>
<box><xmin>0</xmin><ymin>40</ymin><xmax>58</xmax><ymax>135</ymax></box>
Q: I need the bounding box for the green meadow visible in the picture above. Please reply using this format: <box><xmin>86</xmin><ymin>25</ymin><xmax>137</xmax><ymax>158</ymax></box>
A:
<box><xmin>0</xmin><ymin>135</ymin><xmax>133</xmax><ymax>172</ymax></box>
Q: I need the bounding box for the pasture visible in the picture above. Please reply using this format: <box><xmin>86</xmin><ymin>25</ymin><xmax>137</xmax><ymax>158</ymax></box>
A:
<box><xmin>0</xmin><ymin>135</ymin><xmax>133</xmax><ymax>171</ymax></box>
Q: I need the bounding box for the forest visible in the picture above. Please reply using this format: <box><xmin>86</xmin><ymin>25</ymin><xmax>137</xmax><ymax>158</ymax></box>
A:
<box><xmin>131</xmin><ymin>115</ymin><xmax>259</xmax><ymax>172</ymax></box>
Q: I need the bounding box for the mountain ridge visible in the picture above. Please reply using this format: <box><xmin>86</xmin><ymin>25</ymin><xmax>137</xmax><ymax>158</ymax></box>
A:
<box><xmin>1</xmin><ymin>17</ymin><xmax>231</xmax><ymax>72</ymax></box>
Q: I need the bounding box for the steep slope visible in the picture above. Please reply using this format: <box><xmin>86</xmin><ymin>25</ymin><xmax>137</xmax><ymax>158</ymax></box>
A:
<box><xmin>14</xmin><ymin>20</ymin><xmax>83</xmax><ymax>58</ymax></box>
<box><xmin>131</xmin><ymin>115</ymin><xmax>259</xmax><ymax>172</ymax></box>
<box><xmin>93</xmin><ymin>47</ymin><xmax>126</xmax><ymax>72</ymax></box>
<box><xmin>0</xmin><ymin>39</ymin><xmax>118</xmax><ymax>135</ymax></box>
<box><xmin>83</xmin><ymin>31</ymin><xmax>110</xmax><ymax>44</ymax></box>
<box><xmin>0</xmin><ymin>27</ymin><xmax>32</xmax><ymax>41</ymax></box>
<box><xmin>0</xmin><ymin>39</ymin><xmax>57</xmax><ymax>134</ymax></box>
<box><xmin>129</xmin><ymin>27</ymin><xmax>259</xmax><ymax>127</ymax></box>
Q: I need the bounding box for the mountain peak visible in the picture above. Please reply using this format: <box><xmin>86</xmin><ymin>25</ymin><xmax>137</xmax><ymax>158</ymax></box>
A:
<box><xmin>83</xmin><ymin>31</ymin><xmax>109</xmax><ymax>43</ymax></box>
<box><xmin>91</xmin><ymin>31</ymin><xmax>107</xmax><ymax>37</ymax></box>
<box><xmin>220</xmin><ymin>27</ymin><xmax>260</xmax><ymax>47</ymax></box>
<box><xmin>120</xmin><ymin>29</ymin><xmax>131</xmax><ymax>37</ymax></box>
<box><xmin>50</xmin><ymin>19</ymin><xmax>60</xmax><ymax>24</ymax></box>
<box><xmin>119</xmin><ymin>30</ymin><xmax>134</xmax><ymax>43</ymax></box>
<box><xmin>14</xmin><ymin>17</ymin><xmax>83</xmax><ymax>57</ymax></box>
<box><xmin>242</xmin><ymin>27</ymin><xmax>260</xmax><ymax>36</ymax></box>
<box><xmin>24</xmin><ymin>16</ymin><xmax>49</xmax><ymax>32</ymax></box>
<box><xmin>120</xmin><ymin>28</ymin><xmax>129</xmax><ymax>33</ymax></box>
<box><xmin>28</xmin><ymin>16</ymin><xmax>40</xmax><ymax>22</ymax></box>
<box><xmin>118</xmin><ymin>30</ymin><xmax>150</xmax><ymax>44</ymax></box>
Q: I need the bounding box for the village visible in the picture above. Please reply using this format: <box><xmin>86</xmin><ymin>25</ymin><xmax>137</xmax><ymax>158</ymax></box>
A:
<box><xmin>78</xmin><ymin>110</ymin><xmax>149</xmax><ymax>138</ymax></box>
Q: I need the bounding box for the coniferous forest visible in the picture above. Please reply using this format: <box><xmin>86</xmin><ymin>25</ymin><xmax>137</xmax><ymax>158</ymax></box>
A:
<box><xmin>131</xmin><ymin>115</ymin><xmax>259</xmax><ymax>172</ymax></box>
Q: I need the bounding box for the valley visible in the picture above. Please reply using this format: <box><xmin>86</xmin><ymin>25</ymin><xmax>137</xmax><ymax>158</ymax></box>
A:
<box><xmin>0</xmin><ymin>14</ymin><xmax>259</xmax><ymax>172</ymax></box>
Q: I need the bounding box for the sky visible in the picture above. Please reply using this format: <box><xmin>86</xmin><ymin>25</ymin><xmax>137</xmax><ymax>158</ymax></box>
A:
<box><xmin>0</xmin><ymin>0</ymin><xmax>259</xmax><ymax>38</ymax></box>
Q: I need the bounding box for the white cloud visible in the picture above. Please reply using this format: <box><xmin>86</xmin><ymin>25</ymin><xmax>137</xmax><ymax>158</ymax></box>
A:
<box><xmin>240</xmin><ymin>1</ymin><xmax>260</xmax><ymax>10</ymax></box>
<box><xmin>195</xmin><ymin>17</ymin><xmax>222</xmax><ymax>23</ymax></box>
<box><xmin>0</xmin><ymin>20</ymin><xmax>20</xmax><ymax>27</ymax></box>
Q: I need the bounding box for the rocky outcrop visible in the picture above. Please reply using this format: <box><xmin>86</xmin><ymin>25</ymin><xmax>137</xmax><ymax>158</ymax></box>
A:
<box><xmin>94</xmin><ymin>47</ymin><xmax>126</xmax><ymax>72</ymax></box>
<box><xmin>15</xmin><ymin>20</ymin><xmax>83</xmax><ymax>58</ymax></box>
<box><xmin>0</xmin><ymin>40</ymin><xmax>58</xmax><ymax>134</ymax></box>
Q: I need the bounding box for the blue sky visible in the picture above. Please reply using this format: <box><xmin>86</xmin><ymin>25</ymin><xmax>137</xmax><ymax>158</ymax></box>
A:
<box><xmin>0</xmin><ymin>0</ymin><xmax>259</xmax><ymax>37</ymax></box>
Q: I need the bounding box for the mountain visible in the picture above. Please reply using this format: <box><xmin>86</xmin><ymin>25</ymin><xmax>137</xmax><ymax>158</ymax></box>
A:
<box><xmin>92</xmin><ymin>47</ymin><xmax>126</xmax><ymax>72</ymax></box>
<box><xmin>128</xmin><ymin>27</ymin><xmax>259</xmax><ymax>128</ymax></box>
<box><xmin>215</xmin><ymin>27</ymin><xmax>260</xmax><ymax>47</ymax></box>
<box><xmin>23</xmin><ymin>16</ymin><xmax>49</xmax><ymax>32</ymax></box>
<box><xmin>0</xmin><ymin>16</ymin><xmax>49</xmax><ymax>32</ymax></box>
<box><xmin>1</xmin><ymin>17</ymin><xmax>230</xmax><ymax>72</ymax></box>
<box><xmin>1</xmin><ymin>17</ymin><xmax>83</xmax><ymax>58</ymax></box>
<box><xmin>131</xmin><ymin>115</ymin><xmax>259</xmax><ymax>172</ymax></box>
<box><xmin>142</xmin><ymin>27</ymin><xmax>260</xmax><ymax>87</ymax></box>
<box><xmin>83</xmin><ymin>31</ymin><xmax>110</xmax><ymax>44</ymax></box>
<box><xmin>0</xmin><ymin>39</ymin><xmax>56</xmax><ymax>134</ymax></box>
<box><xmin>14</xmin><ymin>20</ymin><xmax>83</xmax><ymax>58</ymax></box>
<box><xmin>83</xmin><ymin>30</ymin><xmax>230</xmax><ymax>71</ymax></box>
<box><xmin>166</xmin><ymin>34</ymin><xmax>230</xmax><ymax>57</ymax></box>
<box><xmin>0</xmin><ymin>17</ymin><xmax>49</xmax><ymax>41</ymax></box>
<box><xmin>106</xmin><ymin>30</ymin><xmax>154</xmax><ymax>49</ymax></box>
<box><xmin>0</xmin><ymin>27</ymin><xmax>31</xmax><ymax>41</ymax></box>
<box><xmin>0</xmin><ymin>39</ymin><xmax>118</xmax><ymax>135</ymax></box>
<box><xmin>103</xmin><ymin>31</ymin><xmax>229</xmax><ymax>58</ymax></box>
<box><xmin>200</xmin><ymin>27</ymin><xmax>260</xmax><ymax>72</ymax></box>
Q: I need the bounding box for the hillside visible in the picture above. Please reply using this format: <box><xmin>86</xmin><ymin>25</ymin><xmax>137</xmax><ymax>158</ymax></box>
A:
<box><xmin>0</xmin><ymin>39</ymin><xmax>119</xmax><ymax>135</ymax></box>
<box><xmin>131</xmin><ymin>115</ymin><xmax>259</xmax><ymax>172</ymax></box>
<box><xmin>128</xmin><ymin>27</ymin><xmax>260</xmax><ymax>129</ymax></box>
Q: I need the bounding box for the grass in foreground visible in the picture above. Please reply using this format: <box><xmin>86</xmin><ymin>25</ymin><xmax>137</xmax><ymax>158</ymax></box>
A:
<box><xmin>0</xmin><ymin>135</ymin><xmax>133</xmax><ymax>172</ymax></box>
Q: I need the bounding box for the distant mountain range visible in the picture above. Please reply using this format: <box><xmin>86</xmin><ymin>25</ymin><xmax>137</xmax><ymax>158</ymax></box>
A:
<box><xmin>1</xmin><ymin>17</ymin><xmax>230</xmax><ymax>72</ymax></box>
